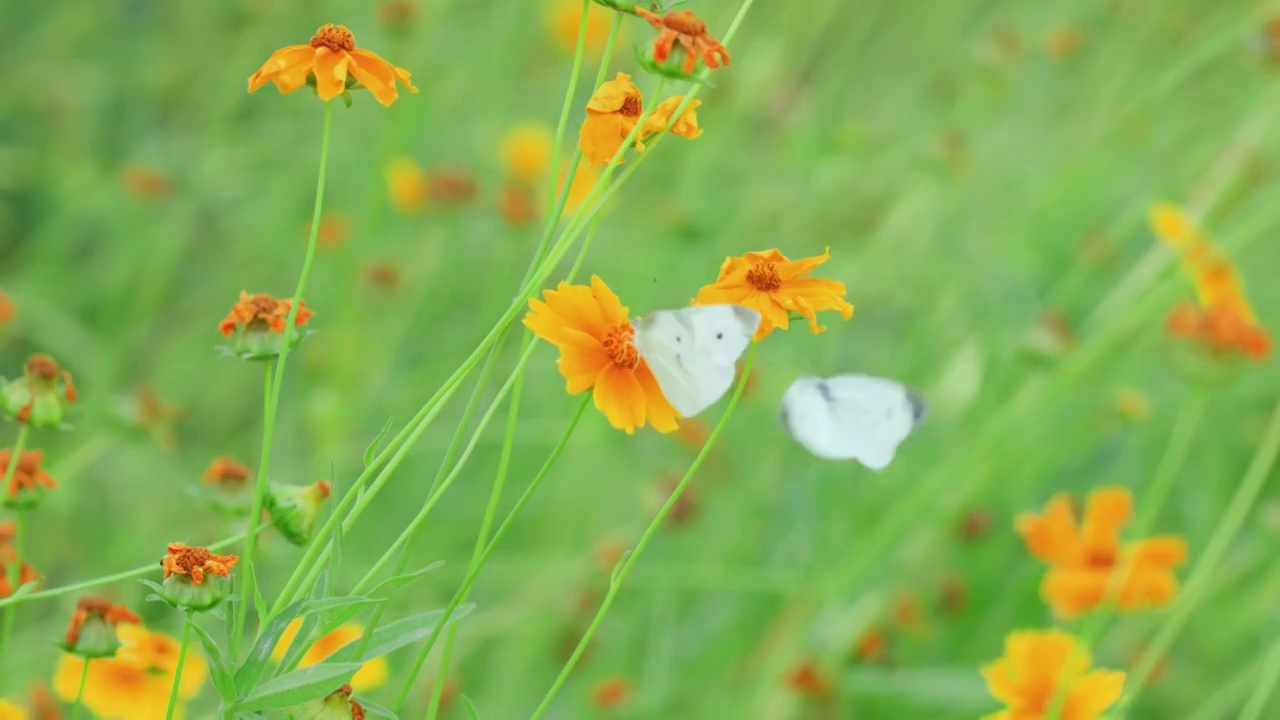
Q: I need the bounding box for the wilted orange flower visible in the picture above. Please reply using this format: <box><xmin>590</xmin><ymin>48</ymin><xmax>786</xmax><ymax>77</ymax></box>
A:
<box><xmin>544</xmin><ymin>0</ymin><xmax>616</xmax><ymax>55</ymax></box>
<box><xmin>203</xmin><ymin>457</ymin><xmax>251</xmax><ymax>486</ymax></box>
<box><xmin>783</xmin><ymin>659</ymin><xmax>832</xmax><ymax>697</ymax></box>
<box><xmin>247</xmin><ymin>23</ymin><xmax>418</xmax><ymax>106</ymax></box>
<box><xmin>386</xmin><ymin>157</ymin><xmax>429</xmax><ymax>214</ymax></box>
<box><xmin>0</xmin><ymin>292</ymin><xmax>13</xmax><ymax>326</ymax></box>
<box><xmin>591</xmin><ymin>676</ymin><xmax>631</xmax><ymax>709</ymax></box>
<box><xmin>1017</xmin><ymin>487</ymin><xmax>1187</xmax><ymax>618</ymax></box>
<box><xmin>1045</xmin><ymin>25</ymin><xmax>1085</xmax><ymax>58</ymax></box>
<box><xmin>218</xmin><ymin>292</ymin><xmax>313</xmax><ymax>338</ymax></box>
<box><xmin>693</xmin><ymin>248</ymin><xmax>854</xmax><ymax>340</ymax></box>
<box><xmin>501</xmin><ymin>124</ymin><xmax>553</xmax><ymax>182</ymax></box>
<box><xmin>524</xmin><ymin>276</ymin><xmax>680</xmax><ymax>434</ymax></box>
<box><xmin>274</xmin><ymin>620</ymin><xmax>389</xmax><ymax>690</ymax></box>
<box><xmin>0</xmin><ymin>449</ymin><xmax>56</xmax><ymax>501</ymax></box>
<box><xmin>427</xmin><ymin>167</ymin><xmax>478</xmax><ymax>206</ymax></box>
<box><xmin>981</xmin><ymin>629</ymin><xmax>1124</xmax><ymax>720</ymax></box>
<box><xmin>118</xmin><ymin>165</ymin><xmax>173</xmax><ymax>198</ymax></box>
<box><xmin>161</xmin><ymin>543</ymin><xmax>239</xmax><ymax>586</ymax></box>
<box><xmin>578</xmin><ymin>73</ymin><xmax>701</xmax><ymax>166</ymax></box>
<box><xmin>635</xmin><ymin>8</ymin><xmax>730</xmax><ymax>74</ymax></box>
<box><xmin>64</xmin><ymin>598</ymin><xmax>140</xmax><ymax>648</ymax></box>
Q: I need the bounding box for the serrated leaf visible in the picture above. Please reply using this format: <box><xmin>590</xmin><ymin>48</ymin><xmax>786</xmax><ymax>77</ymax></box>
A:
<box><xmin>234</xmin><ymin>597</ymin><xmax>307</xmax><ymax>693</ymax></box>
<box><xmin>189</xmin><ymin>620</ymin><xmax>236</xmax><ymax>701</ymax></box>
<box><xmin>462</xmin><ymin>695</ymin><xmax>481</xmax><ymax>720</ymax></box>
<box><xmin>366</xmin><ymin>561</ymin><xmax>444</xmax><ymax>599</ymax></box>
<box><xmin>364</xmin><ymin>420</ymin><xmax>394</xmax><ymax>468</ymax></box>
<box><xmin>237</xmin><ymin>662</ymin><xmax>362</xmax><ymax>711</ymax></box>
<box><xmin>355</xmin><ymin>697</ymin><xmax>399</xmax><ymax>719</ymax></box>
<box><xmin>325</xmin><ymin>605</ymin><xmax>475</xmax><ymax>664</ymax></box>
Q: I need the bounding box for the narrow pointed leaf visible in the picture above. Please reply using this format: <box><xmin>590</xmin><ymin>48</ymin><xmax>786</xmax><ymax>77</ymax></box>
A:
<box><xmin>325</xmin><ymin>605</ymin><xmax>475</xmax><ymax>664</ymax></box>
<box><xmin>189</xmin><ymin>620</ymin><xmax>236</xmax><ymax>701</ymax></box>
<box><xmin>237</xmin><ymin>662</ymin><xmax>362</xmax><ymax>711</ymax></box>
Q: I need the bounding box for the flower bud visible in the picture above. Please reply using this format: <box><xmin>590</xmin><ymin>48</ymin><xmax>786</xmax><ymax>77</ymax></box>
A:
<box><xmin>0</xmin><ymin>354</ymin><xmax>76</xmax><ymax>428</ymax></box>
<box><xmin>290</xmin><ymin>684</ymin><xmax>365</xmax><ymax>720</ymax></box>
<box><xmin>267</xmin><ymin>481</ymin><xmax>331</xmax><ymax>546</ymax></box>
<box><xmin>158</xmin><ymin>543</ymin><xmax>239</xmax><ymax>611</ymax></box>
<box><xmin>61</xmin><ymin>597</ymin><xmax>140</xmax><ymax>659</ymax></box>
<box><xmin>201</xmin><ymin>456</ymin><xmax>255</xmax><ymax>516</ymax></box>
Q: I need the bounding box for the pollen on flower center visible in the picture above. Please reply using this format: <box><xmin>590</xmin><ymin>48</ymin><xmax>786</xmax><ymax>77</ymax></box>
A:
<box><xmin>173</xmin><ymin>546</ymin><xmax>212</xmax><ymax>574</ymax></box>
<box><xmin>310</xmin><ymin>24</ymin><xmax>356</xmax><ymax>52</ymax></box>
<box><xmin>746</xmin><ymin>263</ymin><xmax>782</xmax><ymax>291</ymax></box>
<box><xmin>602</xmin><ymin>323</ymin><xmax>638</xmax><ymax>368</ymax></box>
<box><xmin>620</xmin><ymin>96</ymin><xmax>643</xmax><ymax>117</ymax></box>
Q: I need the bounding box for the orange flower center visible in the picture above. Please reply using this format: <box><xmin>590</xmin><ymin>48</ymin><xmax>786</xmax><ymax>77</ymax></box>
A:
<box><xmin>310</xmin><ymin>24</ymin><xmax>356</xmax><ymax>52</ymax></box>
<box><xmin>172</xmin><ymin>546</ymin><xmax>212</xmax><ymax>574</ymax></box>
<box><xmin>746</xmin><ymin>262</ymin><xmax>782</xmax><ymax>291</ymax></box>
<box><xmin>25</xmin><ymin>354</ymin><xmax>59</xmax><ymax>380</ymax></box>
<box><xmin>662</xmin><ymin>10</ymin><xmax>707</xmax><ymax>36</ymax></box>
<box><xmin>620</xmin><ymin>96</ymin><xmax>643</xmax><ymax>118</ymax></box>
<box><xmin>1084</xmin><ymin>548</ymin><xmax>1116</xmax><ymax>569</ymax></box>
<box><xmin>602</xmin><ymin>323</ymin><xmax>639</xmax><ymax>368</ymax></box>
<box><xmin>246</xmin><ymin>294</ymin><xmax>283</xmax><ymax>317</ymax></box>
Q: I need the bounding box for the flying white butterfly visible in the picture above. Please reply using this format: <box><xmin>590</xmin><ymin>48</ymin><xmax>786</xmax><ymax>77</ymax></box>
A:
<box><xmin>780</xmin><ymin>374</ymin><xmax>927</xmax><ymax>470</ymax></box>
<box><xmin>633</xmin><ymin>304</ymin><xmax>761</xmax><ymax>417</ymax></box>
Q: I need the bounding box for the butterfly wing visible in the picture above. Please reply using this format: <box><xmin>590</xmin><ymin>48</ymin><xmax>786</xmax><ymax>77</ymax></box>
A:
<box><xmin>634</xmin><ymin>304</ymin><xmax>759</xmax><ymax>417</ymax></box>
<box><xmin>781</xmin><ymin>374</ymin><xmax>926</xmax><ymax>470</ymax></box>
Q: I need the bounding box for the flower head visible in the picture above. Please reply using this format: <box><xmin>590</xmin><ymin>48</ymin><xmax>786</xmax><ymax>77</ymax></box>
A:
<box><xmin>0</xmin><ymin>292</ymin><xmax>14</xmax><ymax>327</ymax></box>
<box><xmin>248</xmin><ymin>23</ymin><xmax>418</xmax><ymax>106</ymax></box>
<box><xmin>0</xmin><ymin>701</ymin><xmax>25</xmax><ymax>720</ymax></box>
<box><xmin>202</xmin><ymin>456</ymin><xmax>255</xmax><ymax>516</ymax></box>
<box><xmin>578</xmin><ymin>73</ymin><xmax>701</xmax><ymax>166</ymax></box>
<box><xmin>523</xmin><ymin>276</ymin><xmax>680</xmax><ymax>434</ymax></box>
<box><xmin>0</xmin><ymin>522</ymin><xmax>39</xmax><ymax>599</ymax></box>
<box><xmin>274</xmin><ymin>621</ymin><xmax>389</xmax><ymax>690</ymax></box>
<box><xmin>501</xmin><ymin>123</ymin><xmax>554</xmax><ymax>183</ymax></box>
<box><xmin>544</xmin><ymin>0</ymin><xmax>616</xmax><ymax>56</ymax></box>
<box><xmin>693</xmin><ymin>248</ymin><xmax>854</xmax><ymax>340</ymax></box>
<box><xmin>119</xmin><ymin>165</ymin><xmax>173</xmax><ymax>199</ymax></box>
<box><xmin>54</xmin><ymin>624</ymin><xmax>207</xmax><ymax>719</ymax></box>
<box><xmin>1</xmin><ymin>354</ymin><xmax>76</xmax><ymax>428</ymax></box>
<box><xmin>218</xmin><ymin>291</ymin><xmax>314</xmax><ymax>360</ymax></box>
<box><xmin>62</xmin><ymin>597</ymin><xmax>140</xmax><ymax>659</ymax></box>
<box><xmin>1017</xmin><ymin>487</ymin><xmax>1187</xmax><ymax>618</ymax></box>
<box><xmin>783</xmin><ymin>659</ymin><xmax>832</xmax><ymax>697</ymax></box>
<box><xmin>159</xmin><ymin>543</ymin><xmax>239</xmax><ymax>610</ymax></box>
<box><xmin>266</xmin><ymin>480</ymin><xmax>332</xmax><ymax>546</ymax></box>
<box><xmin>981</xmin><ymin>629</ymin><xmax>1124</xmax><ymax>720</ymax></box>
<box><xmin>591</xmin><ymin>676</ymin><xmax>631</xmax><ymax>709</ymax></box>
<box><xmin>634</xmin><ymin>8</ymin><xmax>730</xmax><ymax>75</ymax></box>
<box><xmin>1</xmin><ymin>449</ymin><xmax>57</xmax><ymax>510</ymax></box>
<box><xmin>386</xmin><ymin>157</ymin><xmax>430</xmax><ymax>214</ymax></box>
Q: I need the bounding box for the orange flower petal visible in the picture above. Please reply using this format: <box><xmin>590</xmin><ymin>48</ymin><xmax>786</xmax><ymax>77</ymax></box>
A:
<box><xmin>1015</xmin><ymin>495</ymin><xmax>1081</xmax><ymax>566</ymax></box>
<box><xmin>1064</xmin><ymin>670</ymin><xmax>1126</xmax><ymax>718</ymax></box>
<box><xmin>1042</xmin><ymin>567</ymin><xmax>1109</xmax><ymax>618</ymax></box>
<box><xmin>312</xmin><ymin>48</ymin><xmax>350</xmax><ymax>101</ymax></box>
<box><xmin>248</xmin><ymin>45</ymin><xmax>313</xmax><ymax>93</ymax></box>
<box><xmin>347</xmin><ymin>49</ymin><xmax>398</xmax><ymax>106</ymax></box>
<box><xmin>588</xmin><ymin>275</ymin><xmax>628</xmax><ymax>325</ymax></box>
<box><xmin>556</xmin><ymin>346</ymin><xmax>610</xmax><ymax>394</ymax></box>
<box><xmin>635</xmin><ymin>363</ymin><xmax>680</xmax><ymax>433</ymax></box>
<box><xmin>1127</xmin><ymin>536</ymin><xmax>1187</xmax><ymax>570</ymax></box>
<box><xmin>586</xmin><ymin>73</ymin><xmax>641</xmax><ymax>114</ymax></box>
<box><xmin>543</xmin><ymin>281</ymin><xmax>611</xmax><ymax>337</ymax></box>
<box><xmin>595</xmin><ymin>364</ymin><xmax>646</xmax><ymax>434</ymax></box>
<box><xmin>524</xmin><ymin>299</ymin><xmax>600</xmax><ymax>351</ymax></box>
<box><xmin>1080</xmin><ymin>486</ymin><xmax>1132</xmax><ymax>556</ymax></box>
<box><xmin>580</xmin><ymin>113</ymin><xmax>629</xmax><ymax>166</ymax></box>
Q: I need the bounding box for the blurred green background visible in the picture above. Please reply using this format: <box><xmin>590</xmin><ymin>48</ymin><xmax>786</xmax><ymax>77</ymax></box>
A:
<box><xmin>4</xmin><ymin>0</ymin><xmax>1280</xmax><ymax>717</ymax></box>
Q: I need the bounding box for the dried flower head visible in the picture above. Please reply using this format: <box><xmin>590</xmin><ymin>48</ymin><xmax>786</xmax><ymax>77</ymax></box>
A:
<box><xmin>578</xmin><ymin>73</ymin><xmax>701</xmax><ymax>166</ymax></box>
<box><xmin>1</xmin><ymin>449</ymin><xmax>57</xmax><ymax>510</ymax></box>
<box><xmin>635</xmin><ymin>8</ymin><xmax>730</xmax><ymax>75</ymax></box>
<box><xmin>266</xmin><ymin>480</ymin><xmax>332</xmax><ymax>546</ymax></box>
<box><xmin>203</xmin><ymin>456</ymin><xmax>252</xmax><ymax>486</ymax></box>
<box><xmin>0</xmin><ymin>522</ymin><xmax>39</xmax><ymax>598</ymax></box>
<box><xmin>218</xmin><ymin>291</ymin><xmax>314</xmax><ymax>360</ymax></box>
<box><xmin>62</xmin><ymin>597</ymin><xmax>140</xmax><ymax>659</ymax></box>
<box><xmin>202</xmin><ymin>456</ymin><xmax>255</xmax><ymax>516</ymax></box>
<box><xmin>0</xmin><ymin>354</ymin><xmax>76</xmax><ymax>428</ymax></box>
<box><xmin>982</xmin><ymin>629</ymin><xmax>1124</xmax><ymax>720</ymax></box>
<box><xmin>158</xmin><ymin>543</ymin><xmax>239</xmax><ymax>610</ymax></box>
<box><xmin>693</xmin><ymin>248</ymin><xmax>854</xmax><ymax>340</ymax></box>
<box><xmin>248</xmin><ymin>24</ymin><xmax>418</xmax><ymax>106</ymax></box>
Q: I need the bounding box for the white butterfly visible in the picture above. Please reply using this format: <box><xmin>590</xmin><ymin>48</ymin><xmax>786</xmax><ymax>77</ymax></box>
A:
<box><xmin>633</xmin><ymin>304</ymin><xmax>761</xmax><ymax>417</ymax></box>
<box><xmin>780</xmin><ymin>374</ymin><xmax>927</xmax><ymax>470</ymax></box>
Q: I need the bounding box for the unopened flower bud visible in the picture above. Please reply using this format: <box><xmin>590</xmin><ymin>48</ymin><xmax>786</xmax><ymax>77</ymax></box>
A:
<box><xmin>0</xmin><ymin>354</ymin><xmax>76</xmax><ymax>428</ymax></box>
<box><xmin>267</xmin><ymin>480</ymin><xmax>331</xmax><ymax>546</ymax></box>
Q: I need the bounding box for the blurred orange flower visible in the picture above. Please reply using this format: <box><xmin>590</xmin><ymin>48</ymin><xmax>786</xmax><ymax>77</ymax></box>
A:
<box><xmin>501</xmin><ymin>123</ymin><xmax>554</xmax><ymax>183</ymax></box>
<box><xmin>0</xmin><ymin>449</ymin><xmax>56</xmax><ymax>502</ymax></box>
<box><xmin>0</xmin><ymin>292</ymin><xmax>13</xmax><ymax>326</ymax></box>
<box><xmin>118</xmin><ymin>165</ymin><xmax>173</xmax><ymax>198</ymax></box>
<box><xmin>1045</xmin><ymin>25</ymin><xmax>1085</xmax><ymax>59</ymax></box>
<box><xmin>274</xmin><ymin>620</ymin><xmax>389</xmax><ymax>690</ymax></box>
<box><xmin>783</xmin><ymin>659</ymin><xmax>832</xmax><ymax>697</ymax></box>
<box><xmin>427</xmin><ymin>167</ymin><xmax>478</xmax><ymax>206</ymax></box>
<box><xmin>203</xmin><ymin>457</ymin><xmax>251</xmax><ymax>486</ymax></box>
<box><xmin>0</xmin><ymin>521</ymin><xmax>39</xmax><ymax>599</ymax></box>
<box><xmin>317</xmin><ymin>214</ymin><xmax>350</xmax><ymax>251</ymax></box>
<box><xmin>544</xmin><ymin>0</ymin><xmax>616</xmax><ymax>55</ymax></box>
<box><xmin>693</xmin><ymin>248</ymin><xmax>854</xmax><ymax>340</ymax></box>
<box><xmin>591</xmin><ymin>676</ymin><xmax>631</xmax><ymax>709</ymax></box>
<box><xmin>523</xmin><ymin>276</ymin><xmax>680</xmax><ymax>434</ymax></box>
<box><xmin>248</xmin><ymin>23</ymin><xmax>418</xmax><ymax>106</ymax></box>
<box><xmin>54</xmin><ymin>624</ymin><xmax>206</xmax><ymax>719</ymax></box>
<box><xmin>500</xmin><ymin>182</ymin><xmax>537</xmax><ymax>227</ymax></box>
<box><xmin>1017</xmin><ymin>487</ymin><xmax>1187</xmax><ymax>618</ymax></box>
<box><xmin>0</xmin><ymin>700</ymin><xmax>25</xmax><ymax>720</ymax></box>
<box><xmin>386</xmin><ymin>157</ymin><xmax>429</xmax><ymax>214</ymax></box>
<box><xmin>981</xmin><ymin>629</ymin><xmax>1124</xmax><ymax>720</ymax></box>
<box><xmin>578</xmin><ymin>73</ymin><xmax>701</xmax><ymax>166</ymax></box>
<box><xmin>635</xmin><ymin>8</ymin><xmax>730</xmax><ymax>74</ymax></box>
<box><xmin>218</xmin><ymin>292</ymin><xmax>313</xmax><ymax>338</ymax></box>
<box><xmin>63</xmin><ymin>597</ymin><xmax>140</xmax><ymax>653</ymax></box>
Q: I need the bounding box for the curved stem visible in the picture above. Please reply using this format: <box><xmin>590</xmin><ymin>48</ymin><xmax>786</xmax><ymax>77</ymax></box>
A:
<box><xmin>529</xmin><ymin>344</ymin><xmax>758</xmax><ymax>719</ymax></box>
<box><xmin>165</xmin><ymin>610</ymin><xmax>195</xmax><ymax>720</ymax></box>
<box><xmin>544</xmin><ymin>0</ymin><xmax>591</xmax><ymax>218</ymax></box>
<box><xmin>235</xmin><ymin>99</ymin><xmax>335</xmax><ymax>659</ymax></box>
<box><xmin>1241</xmin><ymin>635</ymin><xmax>1280</xmax><ymax>720</ymax></box>
<box><xmin>71</xmin><ymin>657</ymin><xmax>90</xmax><ymax>720</ymax></box>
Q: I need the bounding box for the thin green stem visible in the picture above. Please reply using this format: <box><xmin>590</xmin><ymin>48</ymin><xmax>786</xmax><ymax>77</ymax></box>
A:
<box><xmin>393</xmin><ymin>395</ymin><xmax>593</xmax><ymax>711</ymax></box>
<box><xmin>1120</xmin><ymin>394</ymin><xmax>1280</xmax><ymax>715</ymax></box>
<box><xmin>544</xmin><ymin>0</ymin><xmax>591</xmax><ymax>218</ymax></box>
<box><xmin>530</xmin><ymin>344</ymin><xmax>759</xmax><ymax>719</ymax></box>
<box><xmin>165</xmin><ymin>610</ymin><xmax>195</xmax><ymax>720</ymax></box>
<box><xmin>236</xmin><ymin>99</ymin><xmax>335</xmax><ymax>658</ymax></box>
<box><xmin>1240</xmin><ymin>635</ymin><xmax>1280</xmax><ymax>720</ymax></box>
<box><xmin>71</xmin><ymin>657</ymin><xmax>90</xmax><ymax>720</ymax></box>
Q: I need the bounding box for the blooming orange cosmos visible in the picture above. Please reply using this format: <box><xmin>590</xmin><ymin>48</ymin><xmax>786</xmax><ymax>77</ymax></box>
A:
<box><xmin>693</xmin><ymin>248</ymin><xmax>854</xmax><ymax>340</ymax></box>
<box><xmin>523</xmin><ymin>276</ymin><xmax>680</xmax><ymax>434</ymax></box>
<box><xmin>161</xmin><ymin>543</ymin><xmax>239</xmax><ymax>586</ymax></box>
<box><xmin>981</xmin><ymin>629</ymin><xmax>1124</xmax><ymax>720</ymax></box>
<box><xmin>578</xmin><ymin>73</ymin><xmax>701</xmax><ymax>166</ymax></box>
<box><xmin>635</xmin><ymin>8</ymin><xmax>731</xmax><ymax>74</ymax></box>
<box><xmin>1017</xmin><ymin>486</ymin><xmax>1187</xmax><ymax>618</ymax></box>
<box><xmin>248</xmin><ymin>24</ymin><xmax>418</xmax><ymax>106</ymax></box>
<box><xmin>218</xmin><ymin>292</ymin><xmax>313</xmax><ymax>338</ymax></box>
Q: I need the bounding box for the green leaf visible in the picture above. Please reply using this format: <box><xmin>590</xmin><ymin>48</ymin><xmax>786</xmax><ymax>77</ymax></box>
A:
<box><xmin>364</xmin><ymin>420</ymin><xmax>393</xmax><ymax>468</ymax></box>
<box><xmin>237</xmin><ymin>663</ymin><xmax>362</xmax><ymax>711</ymax></box>
<box><xmin>355</xmin><ymin>697</ymin><xmax>399</xmax><ymax>719</ymax></box>
<box><xmin>462</xmin><ymin>695</ymin><xmax>481</xmax><ymax>720</ymax></box>
<box><xmin>275</xmin><ymin>576</ymin><xmax>330</xmax><ymax>677</ymax></box>
<box><xmin>283</xmin><ymin>595</ymin><xmax>386</xmax><ymax>671</ymax></box>
<box><xmin>189</xmin><ymin>619</ymin><xmax>236</xmax><ymax>701</ymax></box>
<box><xmin>325</xmin><ymin>605</ymin><xmax>475</xmax><ymax>664</ymax></box>
<box><xmin>366</xmin><ymin>561</ymin><xmax>444</xmax><ymax>599</ymax></box>
<box><xmin>249</xmin><ymin>565</ymin><xmax>269</xmax><ymax>627</ymax></box>
<box><xmin>234</xmin><ymin>597</ymin><xmax>307</xmax><ymax>693</ymax></box>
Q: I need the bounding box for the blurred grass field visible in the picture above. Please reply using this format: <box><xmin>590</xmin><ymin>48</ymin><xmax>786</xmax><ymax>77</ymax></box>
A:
<box><xmin>4</xmin><ymin>0</ymin><xmax>1280</xmax><ymax>717</ymax></box>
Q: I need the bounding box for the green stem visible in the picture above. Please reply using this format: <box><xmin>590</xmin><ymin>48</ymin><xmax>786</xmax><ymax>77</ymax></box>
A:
<box><xmin>235</xmin><ymin>99</ymin><xmax>335</xmax><ymax>659</ymax></box>
<box><xmin>529</xmin><ymin>344</ymin><xmax>758</xmax><ymax>719</ymax></box>
<box><xmin>392</xmin><ymin>395</ymin><xmax>593</xmax><ymax>712</ymax></box>
<box><xmin>71</xmin><ymin>657</ymin><xmax>90</xmax><ymax>720</ymax></box>
<box><xmin>544</xmin><ymin>0</ymin><xmax>591</xmax><ymax>218</ymax></box>
<box><xmin>165</xmin><ymin>610</ymin><xmax>195</xmax><ymax>720</ymax></box>
<box><xmin>1241</xmin><ymin>635</ymin><xmax>1280</xmax><ymax>720</ymax></box>
<box><xmin>1120</xmin><ymin>394</ymin><xmax>1280</xmax><ymax>715</ymax></box>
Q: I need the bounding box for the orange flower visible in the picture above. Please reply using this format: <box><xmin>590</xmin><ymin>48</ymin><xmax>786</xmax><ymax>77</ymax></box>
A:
<box><xmin>981</xmin><ymin>629</ymin><xmax>1124</xmax><ymax>720</ymax></box>
<box><xmin>386</xmin><ymin>157</ymin><xmax>429</xmax><ymax>214</ymax></box>
<box><xmin>692</xmin><ymin>248</ymin><xmax>854</xmax><ymax>340</ymax></box>
<box><xmin>523</xmin><ymin>276</ymin><xmax>680</xmax><ymax>434</ymax></box>
<box><xmin>1045</xmin><ymin>25</ymin><xmax>1085</xmax><ymax>59</ymax></box>
<box><xmin>1</xmin><ymin>449</ymin><xmax>56</xmax><ymax>502</ymax></box>
<box><xmin>635</xmin><ymin>8</ymin><xmax>730</xmax><ymax>74</ymax></box>
<box><xmin>203</xmin><ymin>457</ymin><xmax>252</xmax><ymax>486</ymax></box>
<box><xmin>590</xmin><ymin>676</ymin><xmax>631</xmax><ymax>709</ymax></box>
<box><xmin>500</xmin><ymin>182</ymin><xmax>537</xmax><ymax>227</ymax></box>
<box><xmin>0</xmin><ymin>522</ymin><xmax>38</xmax><ymax>599</ymax></box>
<box><xmin>248</xmin><ymin>23</ymin><xmax>418</xmax><ymax>106</ymax></box>
<box><xmin>501</xmin><ymin>123</ymin><xmax>553</xmax><ymax>182</ymax></box>
<box><xmin>273</xmin><ymin>621</ymin><xmax>389</xmax><ymax>690</ymax></box>
<box><xmin>426</xmin><ymin>167</ymin><xmax>478</xmax><ymax>206</ymax></box>
<box><xmin>578</xmin><ymin>73</ymin><xmax>701</xmax><ymax>166</ymax></box>
<box><xmin>317</xmin><ymin>214</ymin><xmax>350</xmax><ymax>251</ymax></box>
<box><xmin>783</xmin><ymin>659</ymin><xmax>832</xmax><ymax>697</ymax></box>
<box><xmin>853</xmin><ymin>628</ymin><xmax>888</xmax><ymax>663</ymax></box>
<box><xmin>64</xmin><ymin>598</ymin><xmax>139</xmax><ymax>646</ymax></box>
<box><xmin>54</xmin><ymin>624</ymin><xmax>206</xmax><ymax>719</ymax></box>
<box><xmin>160</xmin><ymin>543</ymin><xmax>239</xmax><ymax>586</ymax></box>
<box><xmin>544</xmin><ymin>0</ymin><xmax>616</xmax><ymax>56</ymax></box>
<box><xmin>63</xmin><ymin>597</ymin><xmax>140</xmax><ymax>657</ymax></box>
<box><xmin>218</xmin><ymin>291</ymin><xmax>313</xmax><ymax>338</ymax></box>
<box><xmin>0</xmin><ymin>291</ymin><xmax>13</xmax><ymax>326</ymax></box>
<box><xmin>0</xmin><ymin>700</ymin><xmax>26</xmax><ymax>720</ymax></box>
<box><xmin>1017</xmin><ymin>487</ymin><xmax>1187</xmax><ymax>618</ymax></box>
<box><xmin>118</xmin><ymin>165</ymin><xmax>173</xmax><ymax>198</ymax></box>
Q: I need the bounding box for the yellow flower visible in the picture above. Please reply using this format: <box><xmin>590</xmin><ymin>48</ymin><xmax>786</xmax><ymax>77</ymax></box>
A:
<box><xmin>386</xmin><ymin>157</ymin><xmax>429</xmax><ymax>214</ymax></box>
<box><xmin>981</xmin><ymin>629</ymin><xmax>1124</xmax><ymax>720</ymax></box>
<box><xmin>53</xmin><ymin>624</ymin><xmax>207</xmax><ymax>720</ymax></box>
<box><xmin>543</xmin><ymin>0</ymin><xmax>616</xmax><ymax>55</ymax></box>
<box><xmin>273</xmin><ymin>620</ymin><xmax>389</xmax><ymax>690</ymax></box>
<box><xmin>0</xmin><ymin>700</ymin><xmax>26</xmax><ymax>720</ymax></box>
<box><xmin>578</xmin><ymin>73</ymin><xmax>701</xmax><ymax>166</ymax></box>
<box><xmin>692</xmin><ymin>248</ymin><xmax>854</xmax><ymax>340</ymax></box>
<box><xmin>501</xmin><ymin>123</ymin><xmax>554</xmax><ymax>183</ymax></box>
<box><xmin>248</xmin><ymin>24</ymin><xmax>417</xmax><ymax>106</ymax></box>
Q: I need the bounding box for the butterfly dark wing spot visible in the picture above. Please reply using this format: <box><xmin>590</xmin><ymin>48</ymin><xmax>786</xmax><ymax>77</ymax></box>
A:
<box><xmin>716</xmin><ymin>332</ymin><xmax>723</xmax><ymax>340</ymax></box>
